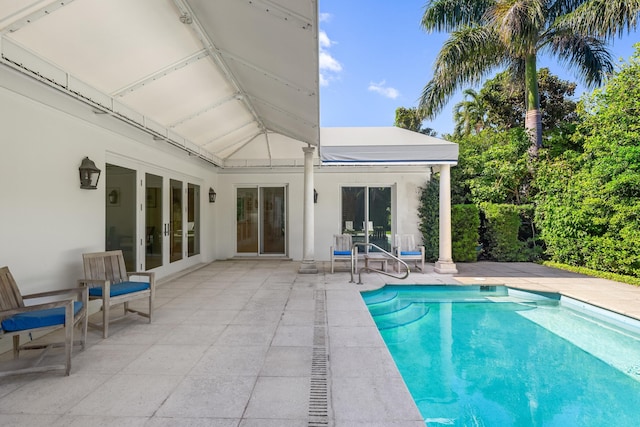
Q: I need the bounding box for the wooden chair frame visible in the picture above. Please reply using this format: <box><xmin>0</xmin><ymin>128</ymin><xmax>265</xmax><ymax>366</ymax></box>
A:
<box><xmin>393</xmin><ymin>234</ymin><xmax>425</xmax><ymax>273</ymax></box>
<box><xmin>79</xmin><ymin>250</ymin><xmax>155</xmax><ymax>338</ymax></box>
<box><xmin>0</xmin><ymin>266</ymin><xmax>88</xmax><ymax>377</ymax></box>
<box><xmin>330</xmin><ymin>234</ymin><xmax>358</xmax><ymax>273</ymax></box>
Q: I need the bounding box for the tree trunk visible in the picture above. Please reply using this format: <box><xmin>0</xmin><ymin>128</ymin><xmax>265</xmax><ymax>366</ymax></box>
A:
<box><xmin>524</xmin><ymin>54</ymin><xmax>542</xmax><ymax>157</ymax></box>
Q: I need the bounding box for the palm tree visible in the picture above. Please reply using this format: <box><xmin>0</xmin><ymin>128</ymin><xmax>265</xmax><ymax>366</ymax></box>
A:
<box><xmin>453</xmin><ymin>88</ymin><xmax>486</xmax><ymax>136</ymax></box>
<box><xmin>419</xmin><ymin>0</ymin><xmax>613</xmax><ymax>157</ymax></box>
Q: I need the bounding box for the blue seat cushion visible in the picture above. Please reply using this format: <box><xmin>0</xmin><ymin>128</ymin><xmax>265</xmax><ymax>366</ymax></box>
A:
<box><xmin>400</xmin><ymin>251</ymin><xmax>422</xmax><ymax>256</ymax></box>
<box><xmin>1</xmin><ymin>301</ymin><xmax>83</xmax><ymax>332</ymax></box>
<box><xmin>333</xmin><ymin>250</ymin><xmax>352</xmax><ymax>256</ymax></box>
<box><xmin>88</xmin><ymin>281</ymin><xmax>150</xmax><ymax>297</ymax></box>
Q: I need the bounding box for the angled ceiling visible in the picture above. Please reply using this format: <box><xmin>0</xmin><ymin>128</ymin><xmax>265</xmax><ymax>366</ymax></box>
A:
<box><xmin>0</xmin><ymin>0</ymin><xmax>320</xmax><ymax>167</ymax></box>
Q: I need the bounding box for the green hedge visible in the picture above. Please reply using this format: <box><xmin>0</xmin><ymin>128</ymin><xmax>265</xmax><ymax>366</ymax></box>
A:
<box><xmin>418</xmin><ymin>177</ymin><xmax>440</xmax><ymax>262</ymax></box>
<box><xmin>452</xmin><ymin>204</ymin><xmax>480</xmax><ymax>262</ymax></box>
<box><xmin>481</xmin><ymin>203</ymin><xmax>523</xmax><ymax>261</ymax></box>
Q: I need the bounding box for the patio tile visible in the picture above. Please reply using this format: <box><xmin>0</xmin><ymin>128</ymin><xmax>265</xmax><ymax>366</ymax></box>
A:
<box><xmin>121</xmin><ymin>345</ymin><xmax>208</xmax><ymax>376</ymax></box>
<box><xmin>146</xmin><ymin>418</ymin><xmax>239</xmax><ymax>427</ymax></box>
<box><xmin>71</xmin><ymin>343</ymin><xmax>150</xmax><ymax>374</ymax></box>
<box><xmin>0</xmin><ymin>414</ymin><xmax>62</xmax><ymax>427</ymax></box>
<box><xmin>271</xmin><ymin>325</ymin><xmax>314</xmax><ymax>347</ymax></box>
<box><xmin>0</xmin><ymin>374</ymin><xmax>109</xmax><ymax>415</ymax></box>
<box><xmin>243</xmin><ymin>376</ymin><xmax>310</xmax><ymax>420</ymax></box>
<box><xmin>156</xmin><ymin>323</ymin><xmax>226</xmax><ymax>345</ymax></box>
<box><xmin>214</xmin><ymin>324</ymin><xmax>277</xmax><ymax>347</ymax></box>
<box><xmin>331</xmin><ymin>376</ymin><xmax>423</xmax><ymax>423</ymax></box>
<box><xmin>52</xmin><ymin>415</ymin><xmax>148</xmax><ymax>427</ymax></box>
<box><xmin>260</xmin><ymin>346</ymin><xmax>313</xmax><ymax>377</ymax></box>
<box><xmin>68</xmin><ymin>374</ymin><xmax>182</xmax><ymax>417</ymax></box>
<box><xmin>189</xmin><ymin>345</ymin><xmax>268</xmax><ymax>377</ymax></box>
<box><xmin>155</xmin><ymin>376</ymin><xmax>255</xmax><ymax>418</ymax></box>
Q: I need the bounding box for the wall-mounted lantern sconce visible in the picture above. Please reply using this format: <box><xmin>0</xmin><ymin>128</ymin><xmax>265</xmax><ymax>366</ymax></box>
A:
<box><xmin>108</xmin><ymin>189</ymin><xmax>118</xmax><ymax>204</ymax></box>
<box><xmin>79</xmin><ymin>156</ymin><xmax>101</xmax><ymax>189</ymax></box>
<box><xmin>314</xmin><ymin>189</ymin><xmax>318</xmax><ymax>204</ymax></box>
<box><xmin>209</xmin><ymin>187</ymin><xmax>217</xmax><ymax>203</ymax></box>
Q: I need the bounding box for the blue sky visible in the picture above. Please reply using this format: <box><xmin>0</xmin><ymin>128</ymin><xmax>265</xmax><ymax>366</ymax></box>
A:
<box><xmin>318</xmin><ymin>0</ymin><xmax>640</xmax><ymax>136</ymax></box>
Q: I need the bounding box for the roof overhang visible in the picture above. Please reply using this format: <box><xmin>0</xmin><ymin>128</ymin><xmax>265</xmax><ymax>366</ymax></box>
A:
<box><xmin>320</xmin><ymin>127</ymin><xmax>459</xmax><ymax>166</ymax></box>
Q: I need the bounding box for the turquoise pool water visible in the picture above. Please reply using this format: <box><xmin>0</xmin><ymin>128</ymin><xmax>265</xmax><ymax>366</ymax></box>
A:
<box><xmin>362</xmin><ymin>285</ymin><xmax>640</xmax><ymax>426</ymax></box>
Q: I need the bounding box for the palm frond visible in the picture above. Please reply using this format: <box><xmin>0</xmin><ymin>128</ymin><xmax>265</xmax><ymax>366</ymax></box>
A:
<box><xmin>562</xmin><ymin>0</ymin><xmax>640</xmax><ymax>39</ymax></box>
<box><xmin>486</xmin><ymin>0</ymin><xmax>546</xmax><ymax>55</ymax></box>
<box><xmin>542</xmin><ymin>27</ymin><xmax>614</xmax><ymax>87</ymax></box>
<box><xmin>419</xmin><ymin>26</ymin><xmax>507</xmax><ymax>118</ymax></box>
<box><xmin>421</xmin><ymin>0</ymin><xmax>495</xmax><ymax>32</ymax></box>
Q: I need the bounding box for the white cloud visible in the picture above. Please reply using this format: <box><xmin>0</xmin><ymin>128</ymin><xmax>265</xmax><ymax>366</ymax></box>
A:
<box><xmin>368</xmin><ymin>80</ymin><xmax>400</xmax><ymax>99</ymax></box>
<box><xmin>319</xmin><ymin>12</ymin><xmax>331</xmax><ymax>23</ymax></box>
<box><xmin>318</xmin><ymin>28</ymin><xmax>342</xmax><ymax>86</ymax></box>
<box><xmin>318</xmin><ymin>30</ymin><xmax>332</xmax><ymax>49</ymax></box>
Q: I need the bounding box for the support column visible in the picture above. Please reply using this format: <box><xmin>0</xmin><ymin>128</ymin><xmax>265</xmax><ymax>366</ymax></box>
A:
<box><xmin>435</xmin><ymin>164</ymin><xmax>458</xmax><ymax>274</ymax></box>
<box><xmin>299</xmin><ymin>145</ymin><xmax>318</xmax><ymax>274</ymax></box>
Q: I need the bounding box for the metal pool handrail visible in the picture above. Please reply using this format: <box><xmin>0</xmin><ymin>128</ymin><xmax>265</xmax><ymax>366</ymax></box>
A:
<box><xmin>349</xmin><ymin>242</ymin><xmax>410</xmax><ymax>285</ymax></box>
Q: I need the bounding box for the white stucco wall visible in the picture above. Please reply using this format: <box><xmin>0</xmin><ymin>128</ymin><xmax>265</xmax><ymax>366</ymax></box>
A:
<box><xmin>0</xmin><ymin>66</ymin><xmax>218</xmax><ymax>294</ymax></box>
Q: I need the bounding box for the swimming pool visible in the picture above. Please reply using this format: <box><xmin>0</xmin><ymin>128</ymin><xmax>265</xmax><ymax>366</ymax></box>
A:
<box><xmin>362</xmin><ymin>285</ymin><xmax>640</xmax><ymax>426</ymax></box>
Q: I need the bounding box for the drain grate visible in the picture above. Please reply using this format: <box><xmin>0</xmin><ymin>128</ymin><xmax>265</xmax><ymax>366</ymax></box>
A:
<box><xmin>309</xmin><ymin>290</ymin><xmax>331</xmax><ymax>426</ymax></box>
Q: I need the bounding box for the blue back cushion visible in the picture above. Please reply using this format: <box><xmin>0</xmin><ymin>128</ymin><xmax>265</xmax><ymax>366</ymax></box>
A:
<box><xmin>1</xmin><ymin>301</ymin><xmax>83</xmax><ymax>332</ymax></box>
<box><xmin>333</xmin><ymin>251</ymin><xmax>352</xmax><ymax>256</ymax></box>
<box><xmin>88</xmin><ymin>281</ymin><xmax>150</xmax><ymax>297</ymax></box>
<box><xmin>400</xmin><ymin>251</ymin><xmax>422</xmax><ymax>256</ymax></box>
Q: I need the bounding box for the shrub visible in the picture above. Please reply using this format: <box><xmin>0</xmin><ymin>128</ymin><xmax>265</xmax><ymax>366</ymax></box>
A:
<box><xmin>452</xmin><ymin>204</ymin><xmax>480</xmax><ymax>262</ymax></box>
<box><xmin>418</xmin><ymin>176</ymin><xmax>439</xmax><ymax>262</ymax></box>
<box><xmin>481</xmin><ymin>203</ymin><xmax>524</xmax><ymax>261</ymax></box>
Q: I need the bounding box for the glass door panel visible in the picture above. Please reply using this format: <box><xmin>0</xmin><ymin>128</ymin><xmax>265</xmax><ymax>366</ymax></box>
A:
<box><xmin>237</xmin><ymin>188</ymin><xmax>259</xmax><ymax>253</ymax></box>
<box><xmin>187</xmin><ymin>184</ymin><xmax>200</xmax><ymax>257</ymax></box>
<box><xmin>261</xmin><ymin>187</ymin><xmax>285</xmax><ymax>254</ymax></box>
<box><xmin>105</xmin><ymin>164</ymin><xmax>137</xmax><ymax>270</ymax></box>
<box><xmin>145</xmin><ymin>173</ymin><xmax>163</xmax><ymax>270</ymax></box>
<box><xmin>341</xmin><ymin>186</ymin><xmax>366</xmax><ymax>247</ymax></box>
<box><xmin>369</xmin><ymin>187</ymin><xmax>392</xmax><ymax>252</ymax></box>
<box><xmin>170</xmin><ymin>179</ymin><xmax>183</xmax><ymax>263</ymax></box>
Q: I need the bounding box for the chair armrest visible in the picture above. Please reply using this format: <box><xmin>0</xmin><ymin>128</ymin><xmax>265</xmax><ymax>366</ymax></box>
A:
<box><xmin>78</xmin><ymin>279</ymin><xmax>109</xmax><ymax>287</ymax></box>
<box><xmin>23</xmin><ymin>286</ymin><xmax>87</xmax><ymax>300</ymax></box>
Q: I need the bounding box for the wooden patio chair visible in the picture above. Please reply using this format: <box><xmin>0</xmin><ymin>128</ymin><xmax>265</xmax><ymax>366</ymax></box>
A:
<box><xmin>330</xmin><ymin>234</ymin><xmax>358</xmax><ymax>273</ymax></box>
<box><xmin>394</xmin><ymin>234</ymin><xmax>425</xmax><ymax>272</ymax></box>
<box><xmin>0</xmin><ymin>266</ymin><xmax>87</xmax><ymax>377</ymax></box>
<box><xmin>79</xmin><ymin>250</ymin><xmax>155</xmax><ymax>338</ymax></box>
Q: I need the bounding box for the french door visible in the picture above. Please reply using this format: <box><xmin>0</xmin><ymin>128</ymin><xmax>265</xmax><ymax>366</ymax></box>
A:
<box><xmin>236</xmin><ymin>186</ymin><xmax>286</xmax><ymax>255</ymax></box>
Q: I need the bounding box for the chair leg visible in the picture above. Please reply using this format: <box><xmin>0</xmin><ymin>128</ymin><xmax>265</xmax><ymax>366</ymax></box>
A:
<box><xmin>102</xmin><ymin>302</ymin><xmax>109</xmax><ymax>339</ymax></box>
<box><xmin>331</xmin><ymin>258</ymin><xmax>334</xmax><ymax>274</ymax></box>
<box><xmin>12</xmin><ymin>335</ymin><xmax>20</xmax><ymax>359</ymax></box>
<box><xmin>148</xmin><ymin>294</ymin><xmax>153</xmax><ymax>323</ymax></box>
<box><xmin>65</xmin><ymin>304</ymin><xmax>73</xmax><ymax>376</ymax></box>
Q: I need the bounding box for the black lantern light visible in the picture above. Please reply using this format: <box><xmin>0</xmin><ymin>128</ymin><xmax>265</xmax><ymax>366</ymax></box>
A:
<box><xmin>209</xmin><ymin>187</ymin><xmax>217</xmax><ymax>203</ymax></box>
<box><xmin>79</xmin><ymin>156</ymin><xmax>101</xmax><ymax>189</ymax></box>
<box><xmin>314</xmin><ymin>189</ymin><xmax>318</xmax><ymax>203</ymax></box>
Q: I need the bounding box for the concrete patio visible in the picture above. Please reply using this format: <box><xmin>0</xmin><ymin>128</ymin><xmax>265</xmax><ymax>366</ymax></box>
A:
<box><xmin>1</xmin><ymin>260</ymin><xmax>639</xmax><ymax>426</ymax></box>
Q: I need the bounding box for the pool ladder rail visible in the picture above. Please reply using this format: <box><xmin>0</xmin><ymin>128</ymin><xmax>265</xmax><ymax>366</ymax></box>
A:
<box><xmin>349</xmin><ymin>242</ymin><xmax>410</xmax><ymax>285</ymax></box>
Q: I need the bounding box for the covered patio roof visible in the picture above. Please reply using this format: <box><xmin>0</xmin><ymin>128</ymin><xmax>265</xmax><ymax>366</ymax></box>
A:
<box><xmin>0</xmin><ymin>0</ymin><xmax>320</xmax><ymax>167</ymax></box>
<box><xmin>320</xmin><ymin>127</ymin><xmax>459</xmax><ymax>166</ymax></box>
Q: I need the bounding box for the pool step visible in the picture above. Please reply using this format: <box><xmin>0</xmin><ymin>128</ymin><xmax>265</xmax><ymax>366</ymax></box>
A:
<box><xmin>361</xmin><ymin>289</ymin><xmax>398</xmax><ymax>305</ymax></box>
<box><xmin>373</xmin><ymin>303</ymin><xmax>431</xmax><ymax>330</ymax></box>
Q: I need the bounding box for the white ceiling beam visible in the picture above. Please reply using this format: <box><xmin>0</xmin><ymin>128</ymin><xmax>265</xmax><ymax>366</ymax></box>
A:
<box><xmin>200</xmin><ymin>119</ymin><xmax>256</xmax><ymax>147</ymax></box>
<box><xmin>245</xmin><ymin>0</ymin><xmax>313</xmax><ymax>31</ymax></box>
<box><xmin>248</xmin><ymin>93</ymin><xmax>317</xmax><ymax>128</ymax></box>
<box><xmin>168</xmin><ymin>92</ymin><xmax>241</xmax><ymax>128</ymax></box>
<box><xmin>222</xmin><ymin>132</ymin><xmax>263</xmax><ymax>160</ymax></box>
<box><xmin>261</xmin><ymin>119</ymin><xmax>316</xmax><ymax>146</ymax></box>
<box><xmin>1</xmin><ymin>0</ymin><xmax>75</xmax><ymax>34</ymax></box>
<box><xmin>216</xmin><ymin>47</ymin><xmax>315</xmax><ymax>97</ymax></box>
<box><xmin>111</xmin><ymin>49</ymin><xmax>209</xmax><ymax>97</ymax></box>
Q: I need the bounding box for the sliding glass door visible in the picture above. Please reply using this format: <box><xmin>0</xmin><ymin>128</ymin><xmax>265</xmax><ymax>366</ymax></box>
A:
<box><xmin>237</xmin><ymin>186</ymin><xmax>286</xmax><ymax>255</ymax></box>
<box><xmin>341</xmin><ymin>186</ymin><xmax>391</xmax><ymax>252</ymax></box>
